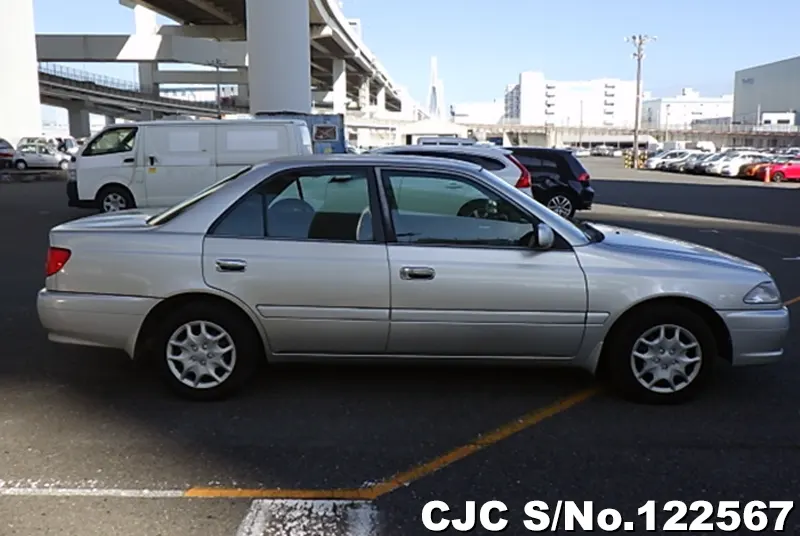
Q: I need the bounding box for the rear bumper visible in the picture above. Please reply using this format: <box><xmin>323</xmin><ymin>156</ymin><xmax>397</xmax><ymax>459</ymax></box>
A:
<box><xmin>720</xmin><ymin>307</ymin><xmax>790</xmax><ymax>366</ymax></box>
<box><xmin>575</xmin><ymin>184</ymin><xmax>594</xmax><ymax>210</ymax></box>
<box><xmin>66</xmin><ymin>180</ymin><xmax>95</xmax><ymax>208</ymax></box>
<box><xmin>37</xmin><ymin>288</ymin><xmax>158</xmax><ymax>357</ymax></box>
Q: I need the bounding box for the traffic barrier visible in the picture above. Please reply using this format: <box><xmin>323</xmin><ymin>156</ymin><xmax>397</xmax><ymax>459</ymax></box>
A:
<box><xmin>622</xmin><ymin>152</ymin><xmax>648</xmax><ymax>169</ymax></box>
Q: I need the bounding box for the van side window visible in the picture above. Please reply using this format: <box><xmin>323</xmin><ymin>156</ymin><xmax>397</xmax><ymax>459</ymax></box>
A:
<box><xmin>83</xmin><ymin>127</ymin><xmax>138</xmax><ymax>157</ymax></box>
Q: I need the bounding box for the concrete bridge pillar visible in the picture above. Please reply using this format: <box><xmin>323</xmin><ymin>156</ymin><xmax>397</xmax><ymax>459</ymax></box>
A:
<box><xmin>246</xmin><ymin>0</ymin><xmax>311</xmax><ymax>113</ymax></box>
<box><xmin>0</xmin><ymin>0</ymin><xmax>42</xmax><ymax>146</ymax></box>
<box><xmin>331</xmin><ymin>58</ymin><xmax>347</xmax><ymax>114</ymax></box>
<box><xmin>66</xmin><ymin>104</ymin><xmax>91</xmax><ymax>139</ymax></box>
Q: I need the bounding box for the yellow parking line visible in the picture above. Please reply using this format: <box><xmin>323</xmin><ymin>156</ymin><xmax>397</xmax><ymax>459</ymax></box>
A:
<box><xmin>784</xmin><ymin>295</ymin><xmax>800</xmax><ymax>307</ymax></box>
<box><xmin>184</xmin><ymin>487</ymin><xmax>374</xmax><ymax>500</ymax></box>
<box><xmin>367</xmin><ymin>388</ymin><xmax>598</xmax><ymax>499</ymax></box>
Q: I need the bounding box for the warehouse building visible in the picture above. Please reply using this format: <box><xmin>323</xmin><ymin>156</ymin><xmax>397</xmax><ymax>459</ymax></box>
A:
<box><xmin>733</xmin><ymin>56</ymin><xmax>800</xmax><ymax>126</ymax></box>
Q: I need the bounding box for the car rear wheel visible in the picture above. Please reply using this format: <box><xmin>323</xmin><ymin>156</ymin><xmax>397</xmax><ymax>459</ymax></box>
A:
<box><xmin>604</xmin><ymin>304</ymin><xmax>716</xmax><ymax>404</ymax></box>
<box><xmin>97</xmin><ymin>185</ymin><xmax>135</xmax><ymax>212</ymax></box>
<box><xmin>542</xmin><ymin>190</ymin><xmax>577</xmax><ymax>219</ymax></box>
<box><xmin>772</xmin><ymin>172</ymin><xmax>784</xmax><ymax>183</ymax></box>
<box><xmin>152</xmin><ymin>301</ymin><xmax>261</xmax><ymax>400</ymax></box>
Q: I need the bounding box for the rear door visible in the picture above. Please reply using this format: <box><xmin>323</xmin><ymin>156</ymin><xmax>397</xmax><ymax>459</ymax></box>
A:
<box><xmin>202</xmin><ymin>165</ymin><xmax>391</xmax><ymax>355</ymax></box>
<box><xmin>143</xmin><ymin>124</ymin><xmax>217</xmax><ymax>207</ymax></box>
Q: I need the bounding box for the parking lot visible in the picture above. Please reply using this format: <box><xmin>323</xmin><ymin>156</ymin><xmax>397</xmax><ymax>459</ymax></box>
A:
<box><xmin>1</xmin><ymin>158</ymin><xmax>799</xmax><ymax>535</ymax></box>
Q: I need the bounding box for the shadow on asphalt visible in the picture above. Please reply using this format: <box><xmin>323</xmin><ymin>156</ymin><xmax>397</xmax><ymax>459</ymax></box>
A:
<box><xmin>592</xmin><ymin>178</ymin><xmax>799</xmax><ymax>228</ymax></box>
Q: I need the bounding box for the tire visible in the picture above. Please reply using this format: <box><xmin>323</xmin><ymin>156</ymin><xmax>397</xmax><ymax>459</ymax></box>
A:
<box><xmin>604</xmin><ymin>304</ymin><xmax>716</xmax><ymax>405</ymax></box>
<box><xmin>59</xmin><ymin>160</ymin><xmax>69</xmax><ymax>171</ymax></box>
<box><xmin>96</xmin><ymin>185</ymin><xmax>135</xmax><ymax>212</ymax></box>
<box><xmin>772</xmin><ymin>172</ymin><xmax>784</xmax><ymax>183</ymax></box>
<box><xmin>14</xmin><ymin>160</ymin><xmax>27</xmax><ymax>170</ymax></box>
<box><xmin>150</xmin><ymin>301</ymin><xmax>262</xmax><ymax>401</ymax></box>
<box><xmin>541</xmin><ymin>190</ymin><xmax>577</xmax><ymax>219</ymax></box>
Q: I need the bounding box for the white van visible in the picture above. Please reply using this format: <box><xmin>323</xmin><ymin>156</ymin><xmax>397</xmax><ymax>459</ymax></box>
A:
<box><xmin>67</xmin><ymin>118</ymin><xmax>313</xmax><ymax>212</ymax></box>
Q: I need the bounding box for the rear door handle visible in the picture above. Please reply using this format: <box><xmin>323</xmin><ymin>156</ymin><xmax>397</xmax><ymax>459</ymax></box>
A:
<box><xmin>399</xmin><ymin>266</ymin><xmax>435</xmax><ymax>280</ymax></box>
<box><xmin>215</xmin><ymin>258</ymin><xmax>247</xmax><ymax>272</ymax></box>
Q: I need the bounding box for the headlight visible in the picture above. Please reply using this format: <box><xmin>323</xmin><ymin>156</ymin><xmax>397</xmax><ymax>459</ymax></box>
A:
<box><xmin>743</xmin><ymin>281</ymin><xmax>781</xmax><ymax>305</ymax></box>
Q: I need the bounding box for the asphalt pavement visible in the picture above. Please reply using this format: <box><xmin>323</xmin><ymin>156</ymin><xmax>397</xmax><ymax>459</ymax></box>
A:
<box><xmin>1</xmin><ymin>162</ymin><xmax>799</xmax><ymax>535</ymax></box>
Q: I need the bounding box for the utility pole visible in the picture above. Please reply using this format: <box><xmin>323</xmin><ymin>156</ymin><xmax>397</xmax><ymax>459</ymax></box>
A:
<box><xmin>209</xmin><ymin>59</ymin><xmax>225</xmax><ymax>119</ymax></box>
<box><xmin>578</xmin><ymin>100</ymin><xmax>584</xmax><ymax>147</ymax></box>
<box><xmin>625</xmin><ymin>34</ymin><xmax>656</xmax><ymax>168</ymax></box>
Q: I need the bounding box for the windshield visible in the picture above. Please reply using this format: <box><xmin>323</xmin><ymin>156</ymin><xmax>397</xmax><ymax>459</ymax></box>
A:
<box><xmin>146</xmin><ymin>166</ymin><xmax>253</xmax><ymax>226</ymax></box>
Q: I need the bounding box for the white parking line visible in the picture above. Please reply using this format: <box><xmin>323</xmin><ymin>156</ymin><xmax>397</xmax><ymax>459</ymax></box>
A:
<box><xmin>236</xmin><ymin>500</ymin><xmax>378</xmax><ymax>536</ymax></box>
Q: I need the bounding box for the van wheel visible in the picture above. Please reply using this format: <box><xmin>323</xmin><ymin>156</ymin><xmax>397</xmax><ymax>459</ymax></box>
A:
<box><xmin>97</xmin><ymin>185</ymin><xmax>135</xmax><ymax>212</ymax></box>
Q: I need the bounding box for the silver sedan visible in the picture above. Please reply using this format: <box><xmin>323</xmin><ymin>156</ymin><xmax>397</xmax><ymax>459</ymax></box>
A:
<box><xmin>37</xmin><ymin>155</ymin><xmax>790</xmax><ymax>404</ymax></box>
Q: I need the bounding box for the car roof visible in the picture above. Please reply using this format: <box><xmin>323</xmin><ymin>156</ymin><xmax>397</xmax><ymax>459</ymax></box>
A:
<box><xmin>372</xmin><ymin>145</ymin><xmax>512</xmax><ymax>157</ymax></box>
<box><xmin>248</xmin><ymin>153</ymin><xmax>483</xmax><ymax>178</ymax></box>
<box><xmin>504</xmin><ymin>145</ymin><xmax>576</xmax><ymax>157</ymax></box>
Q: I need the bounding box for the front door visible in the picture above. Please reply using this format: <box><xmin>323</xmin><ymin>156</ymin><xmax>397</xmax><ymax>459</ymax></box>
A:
<box><xmin>202</xmin><ymin>165</ymin><xmax>391</xmax><ymax>355</ymax></box>
<box><xmin>379</xmin><ymin>168</ymin><xmax>588</xmax><ymax>358</ymax></box>
<box><xmin>76</xmin><ymin>126</ymin><xmax>138</xmax><ymax>202</ymax></box>
<box><xmin>143</xmin><ymin>124</ymin><xmax>217</xmax><ymax>207</ymax></box>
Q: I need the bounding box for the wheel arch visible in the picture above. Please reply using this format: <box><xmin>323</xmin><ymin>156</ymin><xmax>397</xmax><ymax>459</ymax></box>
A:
<box><xmin>595</xmin><ymin>295</ymin><xmax>733</xmax><ymax>378</ymax></box>
<box><xmin>133</xmin><ymin>291</ymin><xmax>270</xmax><ymax>363</ymax></box>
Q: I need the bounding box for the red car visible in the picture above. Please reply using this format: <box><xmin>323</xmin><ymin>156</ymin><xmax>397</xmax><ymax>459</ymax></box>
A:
<box><xmin>757</xmin><ymin>158</ymin><xmax>800</xmax><ymax>182</ymax></box>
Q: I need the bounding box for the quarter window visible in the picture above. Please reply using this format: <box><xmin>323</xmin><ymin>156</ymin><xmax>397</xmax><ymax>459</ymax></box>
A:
<box><xmin>211</xmin><ymin>169</ymin><xmax>376</xmax><ymax>242</ymax></box>
<box><xmin>82</xmin><ymin>127</ymin><xmax>137</xmax><ymax>156</ymax></box>
<box><xmin>382</xmin><ymin>170</ymin><xmax>536</xmax><ymax>247</ymax></box>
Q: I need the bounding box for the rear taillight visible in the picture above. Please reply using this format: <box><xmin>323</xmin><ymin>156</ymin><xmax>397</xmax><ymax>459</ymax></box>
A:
<box><xmin>46</xmin><ymin>247</ymin><xmax>71</xmax><ymax>277</ymax></box>
<box><xmin>0</xmin><ymin>152</ymin><xmax>12</xmax><ymax>158</ymax></box>
<box><xmin>508</xmin><ymin>155</ymin><xmax>531</xmax><ymax>188</ymax></box>
<box><xmin>577</xmin><ymin>172</ymin><xmax>590</xmax><ymax>183</ymax></box>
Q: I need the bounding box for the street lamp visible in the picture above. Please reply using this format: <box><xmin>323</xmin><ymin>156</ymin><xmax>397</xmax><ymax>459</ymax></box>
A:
<box><xmin>625</xmin><ymin>34</ymin><xmax>656</xmax><ymax>168</ymax></box>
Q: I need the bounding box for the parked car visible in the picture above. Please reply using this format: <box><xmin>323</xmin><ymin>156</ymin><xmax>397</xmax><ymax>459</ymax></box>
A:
<box><xmin>591</xmin><ymin>145</ymin><xmax>612</xmax><ymax>157</ymax></box>
<box><xmin>663</xmin><ymin>152</ymin><xmax>704</xmax><ymax>173</ymax></box>
<box><xmin>504</xmin><ymin>146</ymin><xmax>595</xmax><ymax>219</ymax></box>
<box><xmin>37</xmin><ymin>154</ymin><xmax>789</xmax><ymax>404</ymax></box>
<box><xmin>644</xmin><ymin>150</ymin><xmax>690</xmax><ymax>170</ymax></box>
<box><xmin>757</xmin><ymin>158</ymin><xmax>800</xmax><ymax>182</ymax></box>
<box><xmin>572</xmin><ymin>147</ymin><xmax>590</xmax><ymax>158</ymax></box>
<box><xmin>369</xmin><ymin>145</ymin><xmax>530</xmax><ymax>201</ymax></box>
<box><xmin>739</xmin><ymin>156</ymin><xmax>778</xmax><ymax>179</ymax></box>
<box><xmin>0</xmin><ymin>138</ymin><xmax>14</xmax><ymax>170</ymax></box>
<box><xmin>68</xmin><ymin>118</ymin><xmax>314</xmax><ymax>213</ymax></box>
<box><xmin>719</xmin><ymin>152</ymin><xmax>764</xmax><ymax>177</ymax></box>
<box><xmin>683</xmin><ymin>153</ymin><xmax>715</xmax><ymax>174</ymax></box>
<box><xmin>694</xmin><ymin>153</ymin><xmax>727</xmax><ymax>175</ymax></box>
<box><xmin>12</xmin><ymin>143</ymin><xmax>71</xmax><ymax>170</ymax></box>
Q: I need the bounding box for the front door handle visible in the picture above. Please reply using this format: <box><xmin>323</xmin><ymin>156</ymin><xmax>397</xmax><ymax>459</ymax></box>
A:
<box><xmin>215</xmin><ymin>258</ymin><xmax>247</xmax><ymax>272</ymax></box>
<box><xmin>122</xmin><ymin>157</ymin><xmax>134</xmax><ymax>164</ymax></box>
<box><xmin>399</xmin><ymin>266</ymin><xmax>435</xmax><ymax>280</ymax></box>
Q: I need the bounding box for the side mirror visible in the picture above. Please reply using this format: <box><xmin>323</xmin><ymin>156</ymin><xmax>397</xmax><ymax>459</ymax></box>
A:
<box><xmin>525</xmin><ymin>223</ymin><xmax>555</xmax><ymax>250</ymax></box>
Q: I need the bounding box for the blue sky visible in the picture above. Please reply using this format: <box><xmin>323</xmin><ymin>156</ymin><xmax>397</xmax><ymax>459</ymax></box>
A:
<box><xmin>34</xmin><ymin>0</ymin><xmax>800</xmax><ymax>107</ymax></box>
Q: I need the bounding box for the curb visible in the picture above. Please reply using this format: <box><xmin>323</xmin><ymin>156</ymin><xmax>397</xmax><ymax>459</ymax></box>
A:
<box><xmin>0</xmin><ymin>171</ymin><xmax>67</xmax><ymax>183</ymax></box>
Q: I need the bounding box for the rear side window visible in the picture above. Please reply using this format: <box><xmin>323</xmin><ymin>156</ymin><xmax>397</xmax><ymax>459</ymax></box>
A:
<box><xmin>512</xmin><ymin>149</ymin><xmax>581</xmax><ymax>181</ymax></box>
<box><xmin>0</xmin><ymin>139</ymin><xmax>12</xmax><ymax>151</ymax></box>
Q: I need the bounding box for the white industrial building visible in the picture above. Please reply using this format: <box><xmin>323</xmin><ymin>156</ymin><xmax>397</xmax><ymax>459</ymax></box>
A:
<box><xmin>733</xmin><ymin>55</ymin><xmax>800</xmax><ymax>125</ymax></box>
<box><xmin>642</xmin><ymin>88</ymin><xmax>733</xmax><ymax>129</ymax></box>
<box><xmin>503</xmin><ymin>71</ymin><xmax>637</xmax><ymax>128</ymax></box>
<box><xmin>451</xmin><ymin>100</ymin><xmax>504</xmax><ymax>124</ymax></box>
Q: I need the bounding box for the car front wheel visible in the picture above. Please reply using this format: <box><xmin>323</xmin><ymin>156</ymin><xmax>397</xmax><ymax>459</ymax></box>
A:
<box><xmin>605</xmin><ymin>304</ymin><xmax>716</xmax><ymax>404</ymax></box>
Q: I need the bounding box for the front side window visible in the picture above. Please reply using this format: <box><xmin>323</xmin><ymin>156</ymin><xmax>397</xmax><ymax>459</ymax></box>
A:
<box><xmin>211</xmin><ymin>169</ymin><xmax>375</xmax><ymax>243</ymax></box>
<box><xmin>82</xmin><ymin>127</ymin><xmax>137</xmax><ymax>157</ymax></box>
<box><xmin>382</xmin><ymin>170</ymin><xmax>536</xmax><ymax>247</ymax></box>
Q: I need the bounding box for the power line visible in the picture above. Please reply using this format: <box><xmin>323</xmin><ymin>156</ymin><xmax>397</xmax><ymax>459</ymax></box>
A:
<box><xmin>625</xmin><ymin>34</ymin><xmax>656</xmax><ymax>168</ymax></box>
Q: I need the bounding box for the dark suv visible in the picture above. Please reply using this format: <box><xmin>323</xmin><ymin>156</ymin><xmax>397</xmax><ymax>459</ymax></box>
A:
<box><xmin>504</xmin><ymin>146</ymin><xmax>594</xmax><ymax>219</ymax></box>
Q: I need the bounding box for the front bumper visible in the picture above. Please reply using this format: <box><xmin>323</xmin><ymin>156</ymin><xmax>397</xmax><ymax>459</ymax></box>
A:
<box><xmin>37</xmin><ymin>288</ymin><xmax>158</xmax><ymax>357</ymax></box>
<box><xmin>720</xmin><ymin>307</ymin><xmax>790</xmax><ymax>366</ymax></box>
<box><xmin>66</xmin><ymin>179</ymin><xmax>95</xmax><ymax>209</ymax></box>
